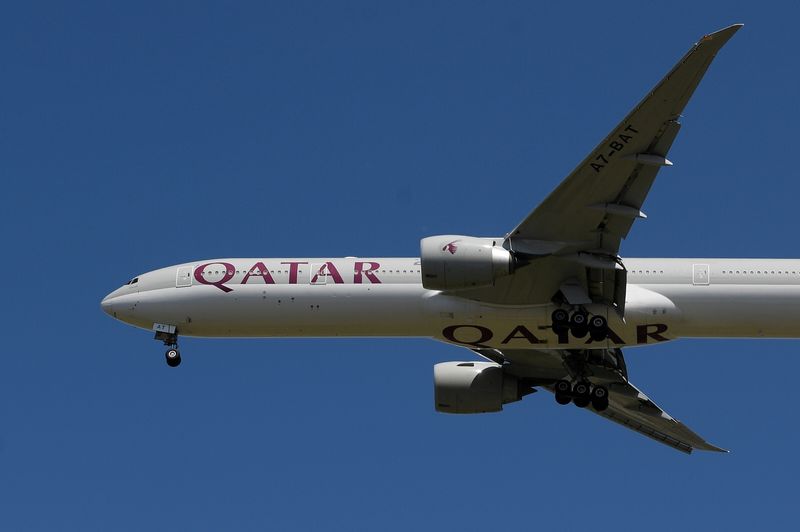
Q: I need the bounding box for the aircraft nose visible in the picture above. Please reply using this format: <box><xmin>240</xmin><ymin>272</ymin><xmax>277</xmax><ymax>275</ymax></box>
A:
<box><xmin>101</xmin><ymin>294</ymin><xmax>114</xmax><ymax>316</ymax></box>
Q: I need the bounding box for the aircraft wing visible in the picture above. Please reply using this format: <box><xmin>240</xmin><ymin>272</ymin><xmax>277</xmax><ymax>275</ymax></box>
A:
<box><xmin>473</xmin><ymin>347</ymin><xmax>725</xmax><ymax>454</ymax></box>
<box><xmin>447</xmin><ymin>25</ymin><xmax>742</xmax><ymax>307</ymax></box>
<box><xmin>506</xmin><ymin>24</ymin><xmax>741</xmax><ymax>258</ymax></box>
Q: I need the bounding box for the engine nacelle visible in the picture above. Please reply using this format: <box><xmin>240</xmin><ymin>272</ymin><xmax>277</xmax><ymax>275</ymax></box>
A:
<box><xmin>434</xmin><ymin>361</ymin><xmax>527</xmax><ymax>414</ymax></box>
<box><xmin>420</xmin><ymin>235</ymin><xmax>512</xmax><ymax>291</ymax></box>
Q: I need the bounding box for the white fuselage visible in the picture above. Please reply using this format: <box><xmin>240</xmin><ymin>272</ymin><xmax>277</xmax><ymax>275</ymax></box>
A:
<box><xmin>101</xmin><ymin>257</ymin><xmax>800</xmax><ymax>350</ymax></box>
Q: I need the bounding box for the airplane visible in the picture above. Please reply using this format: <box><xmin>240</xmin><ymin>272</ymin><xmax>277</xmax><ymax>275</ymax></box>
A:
<box><xmin>103</xmin><ymin>24</ymin><xmax>779</xmax><ymax>454</ymax></box>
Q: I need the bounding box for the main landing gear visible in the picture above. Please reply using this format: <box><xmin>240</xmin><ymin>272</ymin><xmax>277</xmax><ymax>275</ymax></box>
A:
<box><xmin>551</xmin><ymin>308</ymin><xmax>609</xmax><ymax>341</ymax></box>
<box><xmin>154</xmin><ymin>328</ymin><xmax>181</xmax><ymax>368</ymax></box>
<box><xmin>554</xmin><ymin>379</ymin><xmax>609</xmax><ymax>411</ymax></box>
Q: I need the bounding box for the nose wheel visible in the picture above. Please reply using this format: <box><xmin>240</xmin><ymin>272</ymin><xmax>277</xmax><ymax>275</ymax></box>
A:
<box><xmin>154</xmin><ymin>327</ymin><xmax>182</xmax><ymax>368</ymax></box>
<box><xmin>165</xmin><ymin>348</ymin><xmax>181</xmax><ymax>367</ymax></box>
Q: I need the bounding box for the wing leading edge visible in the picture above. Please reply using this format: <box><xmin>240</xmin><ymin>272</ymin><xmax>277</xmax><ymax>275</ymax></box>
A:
<box><xmin>507</xmin><ymin>24</ymin><xmax>742</xmax><ymax>258</ymax></box>
<box><xmin>444</xmin><ymin>25</ymin><xmax>742</xmax><ymax>308</ymax></box>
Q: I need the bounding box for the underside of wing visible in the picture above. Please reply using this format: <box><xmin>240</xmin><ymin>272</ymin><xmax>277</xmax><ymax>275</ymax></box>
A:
<box><xmin>507</xmin><ymin>24</ymin><xmax>742</xmax><ymax>257</ymax></box>
<box><xmin>593</xmin><ymin>380</ymin><xmax>726</xmax><ymax>454</ymax></box>
<box><xmin>433</xmin><ymin>26</ymin><xmax>741</xmax><ymax>307</ymax></box>
<box><xmin>473</xmin><ymin>347</ymin><xmax>725</xmax><ymax>454</ymax></box>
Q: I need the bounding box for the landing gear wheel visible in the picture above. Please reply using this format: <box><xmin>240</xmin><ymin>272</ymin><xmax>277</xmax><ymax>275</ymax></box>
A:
<box><xmin>573</xmin><ymin>396</ymin><xmax>591</xmax><ymax>408</ymax></box>
<box><xmin>570</xmin><ymin>311</ymin><xmax>589</xmax><ymax>338</ymax></box>
<box><xmin>555</xmin><ymin>393</ymin><xmax>572</xmax><ymax>405</ymax></box>
<box><xmin>591</xmin><ymin>385</ymin><xmax>609</xmax><ymax>411</ymax></box>
<box><xmin>555</xmin><ymin>379</ymin><xmax>572</xmax><ymax>394</ymax></box>
<box><xmin>165</xmin><ymin>348</ymin><xmax>181</xmax><ymax>367</ymax></box>
<box><xmin>591</xmin><ymin>397</ymin><xmax>609</xmax><ymax>411</ymax></box>
<box><xmin>573</xmin><ymin>381</ymin><xmax>590</xmax><ymax>396</ymax></box>
<box><xmin>551</xmin><ymin>309</ymin><xmax>569</xmax><ymax>334</ymax></box>
<box><xmin>589</xmin><ymin>315</ymin><xmax>608</xmax><ymax>341</ymax></box>
<box><xmin>554</xmin><ymin>379</ymin><xmax>572</xmax><ymax>405</ymax></box>
<box><xmin>552</xmin><ymin>308</ymin><xmax>569</xmax><ymax>323</ymax></box>
<box><xmin>572</xmin><ymin>381</ymin><xmax>591</xmax><ymax>408</ymax></box>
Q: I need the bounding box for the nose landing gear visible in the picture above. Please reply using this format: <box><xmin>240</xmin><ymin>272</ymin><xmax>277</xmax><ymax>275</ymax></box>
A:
<box><xmin>154</xmin><ymin>324</ymin><xmax>181</xmax><ymax>368</ymax></box>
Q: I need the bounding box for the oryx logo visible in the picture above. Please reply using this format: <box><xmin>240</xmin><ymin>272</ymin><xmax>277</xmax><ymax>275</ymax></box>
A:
<box><xmin>442</xmin><ymin>241</ymin><xmax>459</xmax><ymax>254</ymax></box>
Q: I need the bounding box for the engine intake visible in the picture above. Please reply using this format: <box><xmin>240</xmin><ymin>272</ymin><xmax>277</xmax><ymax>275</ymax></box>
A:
<box><xmin>420</xmin><ymin>235</ymin><xmax>512</xmax><ymax>291</ymax></box>
<box><xmin>434</xmin><ymin>361</ymin><xmax>530</xmax><ymax>414</ymax></box>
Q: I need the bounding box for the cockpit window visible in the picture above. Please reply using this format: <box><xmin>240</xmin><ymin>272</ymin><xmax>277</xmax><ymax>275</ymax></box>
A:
<box><xmin>126</xmin><ymin>277</ymin><xmax>139</xmax><ymax>285</ymax></box>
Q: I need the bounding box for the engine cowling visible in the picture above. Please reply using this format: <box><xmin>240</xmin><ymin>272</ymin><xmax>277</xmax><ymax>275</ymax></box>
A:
<box><xmin>420</xmin><ymin>235</ymin><xmax>512</xmax><ymax>291</ymax></box>
<box><xmin>434</xmin><ymin>361</ymin><xmax>528</xmax><ymax>414</ymax></box>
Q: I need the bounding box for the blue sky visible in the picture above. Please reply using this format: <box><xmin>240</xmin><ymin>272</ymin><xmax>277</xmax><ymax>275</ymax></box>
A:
<box><xmin>2</xmin><ymin>1</ymin><xmax>799</xmax><ymax>530</ymax></box>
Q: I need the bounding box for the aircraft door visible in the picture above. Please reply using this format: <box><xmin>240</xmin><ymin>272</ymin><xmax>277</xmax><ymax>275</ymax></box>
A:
<box><xmin>692</xmin><ymin>264</ymin><xmax>710</xmax><ymax>286</ymax></box>
<box><xmin>176</xmin><ymin>266</ymin><xmax>192</xmax><ymax>287</ymax></box>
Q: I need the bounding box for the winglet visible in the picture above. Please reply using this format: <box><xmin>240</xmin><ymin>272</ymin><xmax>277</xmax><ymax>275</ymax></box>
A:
<box><xmin>699</xmin><ymin>24</ymin><xmax>743</xmax><ymax>45</ymax></box>
<box><xmin>693</xmin><ymin>441</ymin><xmax>730</xmax><ymax>453</ymax></box>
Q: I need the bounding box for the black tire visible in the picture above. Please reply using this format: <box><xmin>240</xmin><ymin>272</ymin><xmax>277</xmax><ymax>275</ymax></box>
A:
<box><xmin>590</xmin><ymin>315</ymin><xmax>607</xmax><ymax>329</ymax></box>
<box><xmin>165</xmin><ymin>348</ymin><xmax>181</xmax><ymax>367</ymax></box>
<box><xmin>588</xmin><ymin>315</ymin><xmax>608</xmax><ymax>341</ymax></box>
<box><xmin>555</xmin><ymin>380</ymin><xmax>572</xmax><ymax>394</ymax></box>
<box><xmin>555</xmin><ymin>392</ymin><xmax>572</xmax><ymax>405</ymax></box>
<box><xmin>589</xmin><ymin>329</ymin><xmax>606</xmax><ymax>342</ymax></box>
<box><xmin>551</xmin><ymin>309</ymin><xmax>569</xmax><ymax>324</ymax></box>
<box><xmin>592</xmin><ymin>397</ymin><xmax>609</xmax><ymax>411</ymax></box>
<box><xmin>569</xmin><ymin>312</ymin><xmax>589</xmax><ymax>338</ymax></box>
<box><xmin>571</xmin><ymin>326</ymin><xmax>588</xmax><ymax>339</ymax></box>
<box><xmin>570</xmin><ymin>311</ymin><xmax>588</xmax><ymax>327</ymax></box>
<box><xmin>590</xmin><ymin>385</ymin><xmax>608</xmax><ymax>400</ymax></box>
<box><xmin>573</xmin><ymin>381</ymin><xmax>590</xmax><ymax>397</ymax></box>
<box><xmin>574</xmin><ymin>396</ymin><xmax>591</xmax><ymax>408</ymax></box>
<box><xmin>553</xmin><ymin>324</ymin><xmax>569</xmax><ymax>336</ymax></box>
<box><xmin>590</xmin><ymin>385</ymin><xmax>608</xmax><ymax>411</ymax></box>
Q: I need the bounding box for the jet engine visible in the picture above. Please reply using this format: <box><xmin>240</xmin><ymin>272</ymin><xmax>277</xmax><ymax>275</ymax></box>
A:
<box><xmin>420</xmin><ymin>235</ymin><xmax>512</xmax><ymax>291</ymax></box>
<box><xmin>434</xmin><ymin>361</ymin><xmax>532</xmax><ymax>414</ymax></box>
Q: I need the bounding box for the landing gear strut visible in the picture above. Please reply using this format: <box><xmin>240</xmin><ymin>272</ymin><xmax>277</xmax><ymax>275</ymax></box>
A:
<box><xmin>155</xmin><ymin>327</ymin><xmax>181</xmax><ymax>368</ymax></box>
<box><xmin>553</xmin><ymin>380</ymin><xmax>609</xmax><ymax>411</ymax></box>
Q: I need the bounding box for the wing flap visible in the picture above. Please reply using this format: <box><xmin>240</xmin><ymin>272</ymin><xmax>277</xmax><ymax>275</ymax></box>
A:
<box><xmin>477</xmin><ymin>347</ymin><xmax>726</xmax><ymax>454</ymax></box>
<box><xmin>598</xmin><ymin>380</ymin><xmax>727</xmax><ymax>454</ymax></box>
